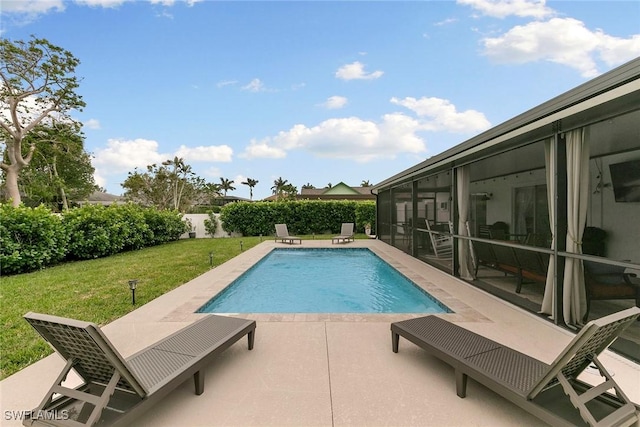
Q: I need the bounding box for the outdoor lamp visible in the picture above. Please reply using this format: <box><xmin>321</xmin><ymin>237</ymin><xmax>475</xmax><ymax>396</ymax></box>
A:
<box><xmin>209</xmin><ymin>251</ymin><xmax>214</xmax><ymax>268</ymax></box>
<box><xmin>128</xmin><ymin>279</ymin><xmax>138</xmax><ymax>305</ymax></box>
<box><xmin>240</xmin><ymin>241</ymin><xmax>244</xmax><ymax>251</ymax></box>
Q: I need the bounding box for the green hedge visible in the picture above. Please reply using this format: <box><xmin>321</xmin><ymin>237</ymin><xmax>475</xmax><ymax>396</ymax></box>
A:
<box><xmin>219</xmin><ymin>200</ymin><xmax>375</xmax><ymax>236</ymax></box>
<box><xmin>0</xmin><ymin>204</ymin><xmax>188</xmax><ymax>273</ymax></box>
<box><xmin>1</xmin><ymin>201</ymin><xmax>376</xmax><ymax>274</ymax></box>
<box><xmin>0</xmin><ymin>204</ymin><xmax>69</xmax><ymax>274</ymax></box>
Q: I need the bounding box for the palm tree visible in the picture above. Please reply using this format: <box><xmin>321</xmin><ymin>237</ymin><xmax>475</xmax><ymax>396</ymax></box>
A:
<box><xmin>281</xmin><ymin>183</ymin><xmax>298</xmax><ymax>199</ymax></box>
<box><xmin>241</xmin><ymin>178</ymin><xmax>259</xmax><ymax>200</ymax></box>
<box><xmin>161</xmin><ymin>156</ymin><xmax>194</xmax><ymax>210</ymax></box>
<box><xmin>361</xmin><ymin>180</ymin><xmax>371</xmax><ymax>187</ymax></box>
<box><xmin>301</xmin><ymin>182</ymin><xmax>315</xmax><ymax>189</ymax></box>
<box><xmin>219</xmin><ymin>177</ymin><xmax>235</xmax><ymax>196</ymax></box>
<box><xmin>271</xmin><ymin>177</ymin><xmax>289</xmax><ymax>201</ymax></box>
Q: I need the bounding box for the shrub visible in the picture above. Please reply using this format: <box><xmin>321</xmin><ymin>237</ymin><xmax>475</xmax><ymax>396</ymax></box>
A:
<box><xmin>355</xmin><ymin>201</ymin><xmax>376</xmax><ymax>232</ymax></box>
<box><xmin>144</xmin><ymin>208</ymin><xmax>187</xmax><ymax>244</ymax></box>
<box><xmin>220</xmin><ymin>200</ymin><xmax>375</xmax><ymax>236</ymax></box>
<box><xmin>0</xmin><ymin>203</ymin><xmax>191</xmax><ymax>273</ymax></box>
<box><xmin>63</xmin><ymin>204</ymin><xmax>123</xmax><ymax>259</ymax></box>
<box><xmin>203</xmin><ymin>212</ymin><xmax>219</xmax><ymax>237</ymax></box>
<box><xmin>0</xmin><ymin>204</ymin><xmax>68</xmax><ymax>274</ymax></box>
<box><xmin>111</xmin><ymin>203</ymin><xmax>152</xmax><ymax>251</ymax></box>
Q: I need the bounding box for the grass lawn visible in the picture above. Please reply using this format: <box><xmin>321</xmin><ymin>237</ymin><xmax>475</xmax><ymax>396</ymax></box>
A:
<box><xmin>0</xmin><ymin>234</ymin><xmax>368</xmax><ymax>380</ymax></box>
<box><xmin>0</xmin><ymin>236</ymin><xmax>267</xmax><ymax>380</ymax></box>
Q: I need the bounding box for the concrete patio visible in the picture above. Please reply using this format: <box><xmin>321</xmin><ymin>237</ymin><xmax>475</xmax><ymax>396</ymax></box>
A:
<box><xmin>1</xmin><ymin>239</ymin><xmax>639</xmax><ymax>426</ymax></box>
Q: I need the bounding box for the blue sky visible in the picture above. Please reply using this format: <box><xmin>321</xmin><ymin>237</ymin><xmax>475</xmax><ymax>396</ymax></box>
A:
<box><xmin>2</xmin><ymin>1</ymin><xmax>639</xmax><ymax>200</ymax></box>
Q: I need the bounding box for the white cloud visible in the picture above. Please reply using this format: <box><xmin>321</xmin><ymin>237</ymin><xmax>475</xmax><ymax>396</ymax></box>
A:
<box><xmin>84</xmin><ymin>118</ymin><xmax>101</xmax><ymax>130</ymax></box>
<box><xmin>242</xmin><ymin>96</ymin><xmax>490</xmax><ymax>162</ymax></box>
<box><xmin>243</xmin><ymin>115</ymin><xmax>426</xmax><ymax>162</ymax></box>
<box><xmin>391</xmin><ymin>96</ymin><xmax>491</xmax><ymax>133</ymax></box>
<box><xmin>320</xmin><ymin>96</ymin><xmax>348</xmax><ymax>109</ymax></box>
<box><xmin>242</xmin><ymin>78</ymin><xmax>266</xmax><ymax>92</ymax></box>
<box><xmin>149</xmin><ymin>0</ymin><xmax>202</xmax><ymax>5</ymax></box>
<box><xmin>92</xmin><ymin>138</ymin><xmax>233</xmax><ymax>191</ymax></box>
<box><xmin>1</xmin><ymin>0</ymin><xmax>65</xmax><ymax>14</ymax></box>
<box><xmin>481</xmin><ymin>18</ymin><xmax>640</xmax><ymax>77</ymax></box>
<box><xmin>457</xmin><ymin>0</ymin><xmax>554</xmax><ymax>19</ymax></box>
<box><xmin>174</xmin><ymin>144</ymin><xmax>233</xmax><ymax>162</ymax></box>
<box><xmin>216</xmin><ymin>80</ymin><xmax>238</xmax><ymax>88</ymax></box>
<box><xmin>93</xmin><ymin>171</ymin><xmax>106</xmax><ymax>190</ymax></box>
<box><xmin>240</xmin><ymin>139</ymin><xmax>287</xmax><ymax>159</ymax></box>
<box><xmin>335</xmin><ymin>61</ymin><xmax>384</xmax><ymax>81</ymax></box>
<box><xmin>74</xmin><ymin>0</ymin><xmax>128</xmax><ymax>8</ymax></box>
<box><xmin>92</xmin><ymin>138</ymin><xmax>167</xmax><ymax>173</ymax></box>
<box><xmin>434</xmin><ymin>18</ymin><xmax>458</xmax><ymax>26</ymax></box>
<box><xmin>592</xmin><ymin>32</ymin><xmax>640</xmax><ymax>68</ymax></box>
<box><xmin>202</xmin><ymin>166</ymin><xmax>222</xmax><ymax>180</ymax></box>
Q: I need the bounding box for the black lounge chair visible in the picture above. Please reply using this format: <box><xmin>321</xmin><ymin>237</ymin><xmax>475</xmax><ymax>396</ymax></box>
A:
<box><xmin>391</xmin><ymin>307</ymin><xmax>640</xmax><ymax>427</ymax></box>
<box><xmin>275</xmin><ymin>223</ymin><xmax>302</xmax><ymax>244</ymax></box>
<box><xmin>22</xmin><ymin>312</ymin><xmax>256</xmax><ymax>427</ymax></box>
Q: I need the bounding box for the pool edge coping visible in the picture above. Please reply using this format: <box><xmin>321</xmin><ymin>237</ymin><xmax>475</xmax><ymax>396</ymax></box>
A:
<box><xmin>162</xmin><ymin>240</ymin><xmax>491</xmax><ymax>323</ymax></box>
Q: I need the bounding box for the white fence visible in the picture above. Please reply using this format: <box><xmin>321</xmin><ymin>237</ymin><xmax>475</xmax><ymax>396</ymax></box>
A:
<box><xmin>180</xmin><ymin>213</ymin><xmax>240</xmax><ymax>239</ymax></box>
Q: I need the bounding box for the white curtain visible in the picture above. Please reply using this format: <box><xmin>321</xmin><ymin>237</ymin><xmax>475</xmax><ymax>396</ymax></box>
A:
<box><xmin>514</xmin><ymin>187</ymin><xmax>535</xmax><ymax>237</ymax></box>
<box><xmin>457</xmin><ymin>166</ymin><xmax>474</xmax><ymax>279</ymax></box>
<box><xmin>541</xmin><ymin>138</ymin><xmax>556</xmax><ymax>318</ymax></box>
<box><xmin>563</xmin><ymin>128</ymin><xmax>590</xmax><ymax>325</ymax></box>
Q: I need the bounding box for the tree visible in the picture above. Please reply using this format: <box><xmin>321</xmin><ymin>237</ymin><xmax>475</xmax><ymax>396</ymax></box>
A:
<box><xmin>1</xmin><ymin>37</ymin><xmax>85</xmax><ymax>206</ymax></box>
<box><xmin>271</xmin><ymin>176</ymin><xmax>289</xmax><ymax>200</ymax></box>
<box><xmin>241</xmin><ymin>177</ymin><xmax>258</xmax><ymax>200</ymax></box>
<box><xmin>200</xmin><ymin>182</ymin><xmax>222</xmax><ymax>207</ymax></box>
<box><xmin>122</xmin><ymin>158</ymin><xmax>201</xmax><ymax>211</ymax></box>
<box><xmin>301</xmin><ymin>182</ymin><xmax>315</xmax><ymax>189</ymax></box>
<box><xmin>219</xmin><ymin>177</ymin><xmax>235</xmax><ymax>196</ymax></box>
<box><xmin>17</xmin><ymin>122</ymin><xmax>96</xmax><ymax>210</ymax></box>
<box><xmin>281</xmin><ymin>183</ymin><xmax>298</xmax><ymax>200</ymax></box>
<box><xmin>162</xmin><ymin>157</ymin><xmax>193</xmax><ymax>210</ymax></box>
<box><xmin>361</xmin><ymin>180</ymin><xmax>371</xmax><ymax>187</ymax></box>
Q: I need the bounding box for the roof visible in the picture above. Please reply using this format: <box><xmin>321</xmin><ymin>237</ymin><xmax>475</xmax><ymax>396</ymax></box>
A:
<box><xmin>261</xmin><ymin>182</ymin><xmax>375</xmax><ymax>201</ymax></box>
<box><xmin>373</xmin><ymin>57</ymin><xmax>640</xmax><ymax>191</ymax></box>
<box><xmin>300</xmin><ymin>182</ymin><xmax>373</xmax><ymax>197</ymax></box>
<box><xmin>77</xmin><ymin>191</ymin><xmax>123</xmax><ymax>205</ymax></box>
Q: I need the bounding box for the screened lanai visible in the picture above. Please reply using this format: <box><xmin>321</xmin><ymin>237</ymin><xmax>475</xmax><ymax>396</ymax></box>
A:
<box><xmin>373</xmin><ymin>58</ymin><xmax>640</xmax><ymax>362</ymax></box>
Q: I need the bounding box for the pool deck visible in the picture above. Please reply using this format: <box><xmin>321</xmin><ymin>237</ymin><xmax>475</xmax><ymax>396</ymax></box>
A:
<box><xmin>1</xmin><ymin>239</ymin><xmax>639</xmax><ymax>426</ymax></box>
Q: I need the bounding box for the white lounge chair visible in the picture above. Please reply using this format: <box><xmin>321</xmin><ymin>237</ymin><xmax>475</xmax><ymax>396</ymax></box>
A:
<box><xmin>275</xmin><ymin>223</ymin><xmax>302</xmax><ymax>244</ymax></box>
<box><xmin>332</xmin><ymin>223</ymin><xmax>355</xmax><ymax>244</ymax></box>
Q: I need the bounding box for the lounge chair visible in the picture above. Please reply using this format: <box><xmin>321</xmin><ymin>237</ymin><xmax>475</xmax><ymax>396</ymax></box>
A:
<box><xmin>332</xmin><ymin>223</ymin><xmax>355</xmax><ymax>244</ymax></box>
<box><xmin>391</xmin><ymin>307</ymin><xmax>640</xmax><ymax>427</ymax></box>
<box><xmin>274</xmin><ymin>223</ymin><xmax>302</xmax><ymax>244</ymax></box>
<box><xmin>583</xmin><ymin>261</ymin><xmax>640</xmax><ymax>322</ymax></box>
<box><xmin>425</xmin><ymin>220</ymin><xmax>452</xmax><ymax>258</ymax></box>
<box><xmin>22</xmin><ymin>312</ymin><xmax>256</xmax><ymax>427</ymax></box>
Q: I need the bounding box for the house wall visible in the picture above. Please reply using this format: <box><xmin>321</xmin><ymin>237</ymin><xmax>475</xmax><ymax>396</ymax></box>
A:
<box><xmin>469</xmin><ymin>168</ymin><xmax>546</xmax><ymax>231</ymax></box>
<box><xmin>588</xmin><ymin>150</ymin><xmax>640</xmax><ymax>261</ymax></box>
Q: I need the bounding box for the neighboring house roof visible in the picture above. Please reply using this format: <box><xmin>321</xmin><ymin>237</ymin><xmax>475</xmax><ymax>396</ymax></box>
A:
<box><xmin>78</xmin><ymin>192</ymin><xmax>123</xmax><ymax>206</ymax></box>
<box><xmin>262</xmin><ymin>182</ymin><xmax>375</xmax><ymax>201</ymax></box>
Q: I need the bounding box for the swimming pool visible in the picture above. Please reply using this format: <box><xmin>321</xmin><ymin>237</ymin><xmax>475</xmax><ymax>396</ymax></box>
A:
<box><xmin>197</xmin><ymin>248</ymin><xmax>451</xmax><ymax>314</ymax></box>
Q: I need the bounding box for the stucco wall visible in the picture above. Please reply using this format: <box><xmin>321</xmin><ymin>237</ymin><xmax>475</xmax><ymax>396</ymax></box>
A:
<box><xmin>180</xmin><ymin>213</ymin><xmax>238</xmax><ymax>239</ymax></box>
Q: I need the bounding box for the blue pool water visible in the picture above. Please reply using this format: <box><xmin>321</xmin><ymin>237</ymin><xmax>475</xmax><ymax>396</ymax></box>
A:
<box><xmin>197</xmin><ymin>248</ymin><xmax>451</xmax><ymax>314</ymax></box>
